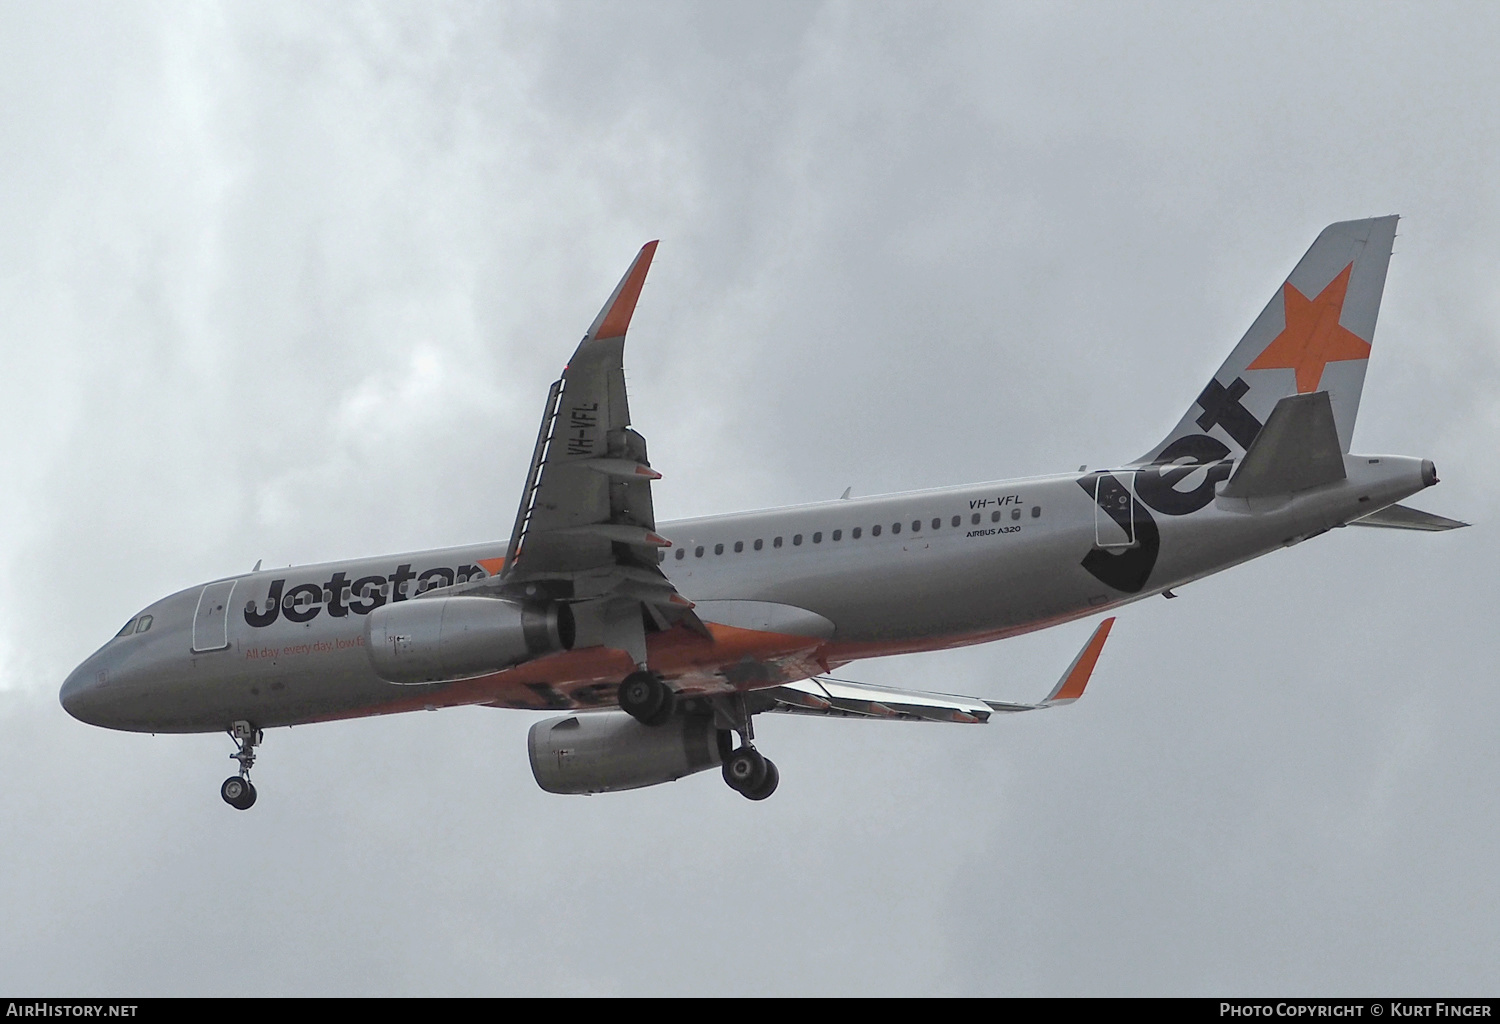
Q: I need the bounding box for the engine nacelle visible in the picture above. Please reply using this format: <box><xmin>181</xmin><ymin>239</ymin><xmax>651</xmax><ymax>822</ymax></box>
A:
<box><xmin>364</xmin><ymin>596</ymin><xmax>573</xmax><ymax>684</ymax></box>
<box><xmin>528</xmin><ymin>712</ymin><xmax>727</xmax><ymax>795</ymax></box>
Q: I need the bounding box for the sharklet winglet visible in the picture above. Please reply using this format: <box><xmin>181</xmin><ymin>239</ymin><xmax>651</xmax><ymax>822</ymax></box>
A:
<box><xmin>586</xmin><ymin>240</ymin><xmax>659</xmax><ymax>342</ymax></box>
<box><xmin>1042</xmin><ymin>617</ymin><xmax>1115</xmax><ymax>705</ymax></box>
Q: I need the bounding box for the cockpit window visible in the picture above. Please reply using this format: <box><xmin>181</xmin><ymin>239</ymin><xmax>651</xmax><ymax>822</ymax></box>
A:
<box><xmin>116</xmin><ymin>618</ymin><xmax>138</xmax><ymax>637</ymax></box>
<box><xmin>135</xmin><ymin>615</ymin><xmax>153</xmax><ymax>634</ymax></box>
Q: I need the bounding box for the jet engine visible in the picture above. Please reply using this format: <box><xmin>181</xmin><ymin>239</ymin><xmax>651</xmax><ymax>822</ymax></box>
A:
<box><xmin>364</xmin><ymin>596</ymin><xmax>573</xmax><ymax>684</ymax></box>
<box><xmin>528</xmin><ymin>712</ymin><xmax>727</xmax><ymax>794</ymax></box>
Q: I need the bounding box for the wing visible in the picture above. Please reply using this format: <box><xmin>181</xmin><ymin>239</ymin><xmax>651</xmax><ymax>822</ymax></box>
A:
<box><xmin>450</xmin><ymin>242</ymin><xmax>702</xmax><ymax>663</ymax></box>
<box><xmin>762</xmin><ymin>618</ymin><xmax>1115</xmax><ymax>722</ymax></box>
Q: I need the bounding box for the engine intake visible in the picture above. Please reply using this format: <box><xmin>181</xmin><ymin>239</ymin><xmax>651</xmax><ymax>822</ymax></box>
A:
<box><xmin>529</xmin><ymin>712</ymin><xmax>727</xmax><ymax>794</ymax></box>
<box><xmin>364</xmin><ymin>596</ymin><xmax>573</xmax><ymax>684</ymax></box>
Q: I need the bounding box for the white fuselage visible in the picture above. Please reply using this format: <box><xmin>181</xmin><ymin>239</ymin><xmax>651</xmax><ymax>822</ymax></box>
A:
<box><xmin>60</xmin><ymin>454</ymin><xmax>1431</xmax><ymax>734</ymax></box>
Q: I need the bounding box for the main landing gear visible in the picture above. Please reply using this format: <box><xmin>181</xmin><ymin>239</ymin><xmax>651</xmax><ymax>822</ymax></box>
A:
<box><xmin>221</xmin><ymin>720</ymin><xmax>261</xmax><ymax>810</ymax></box>
<box><xmin>617</xmin><ymin>671</ymin><xmax>781</xmax><ymax>800</ymax></box>
<box><xmin>717</xmin><ymin>694</ymin><xmax>779</xmax><ymax>802</ymax></box>
<box><xmin>722</xmin><ymin>745</ymin><xmax>779</xmax><ymax>801</ymax></box>
<box><xmin>618</xmin><ymin>669</ymin><xmax>677</xmax><ymax>726</ymax></box>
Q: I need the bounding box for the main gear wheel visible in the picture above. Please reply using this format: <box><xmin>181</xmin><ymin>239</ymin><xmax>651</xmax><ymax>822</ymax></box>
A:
<box><xmin>618</xmin><ymin>671</ymin><xmax>676</xmax><ymax>726</ymax></box>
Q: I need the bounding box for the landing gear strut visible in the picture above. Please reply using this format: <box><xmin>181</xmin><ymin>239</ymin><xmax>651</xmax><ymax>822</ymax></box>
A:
<box><xmin>618</xmin><ymin>670</ymin><xmax>676</xmax><ymax>726</ymax></box>
<box><xmin>716</xmin><ymin>694</ymin><xmax>779</xmax><ymax>801</ymax></box>
<box><xmin>221</xmin><ymin>720</ymin><xmax>261</xmax><ymax>810</ymax></box>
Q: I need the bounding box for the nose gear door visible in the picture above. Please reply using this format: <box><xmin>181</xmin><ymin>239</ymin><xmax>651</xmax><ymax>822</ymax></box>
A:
<box><xmin>192</xmin><ymin>579</ymin><xmax>237</xmax><ymax>653</ymax></box>
<box><xmin>1093</xmin><ymin>471</ymin><xmax>1138</xmax><ymax>549</ymax></box>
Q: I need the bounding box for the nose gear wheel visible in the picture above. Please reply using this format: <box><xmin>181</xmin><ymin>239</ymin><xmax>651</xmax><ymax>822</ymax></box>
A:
<box><xmin>220</xmin><ymin>776</ymin><xmax>257</xmax><ymax>810</ymax></box>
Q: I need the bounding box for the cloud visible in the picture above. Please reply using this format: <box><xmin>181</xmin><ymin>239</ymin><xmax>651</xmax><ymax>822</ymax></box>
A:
<box><xmin>2</xmin><ymin>0</ymin><xmax>1496</xmax><ymax>995</ymax></box>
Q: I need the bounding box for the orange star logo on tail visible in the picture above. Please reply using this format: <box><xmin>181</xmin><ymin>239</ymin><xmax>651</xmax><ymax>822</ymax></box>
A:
<box><xmin>1246</xmin><ymin>263</ymin><xmax>1370</xmax><ymax>393</ymax></box>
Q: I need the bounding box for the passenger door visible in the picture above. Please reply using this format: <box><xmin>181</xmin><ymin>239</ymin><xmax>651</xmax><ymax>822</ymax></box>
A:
<box><xmin>192</xmin><ymin>580</ymin><xmax>237</xmax><ymax>653</ymax></box>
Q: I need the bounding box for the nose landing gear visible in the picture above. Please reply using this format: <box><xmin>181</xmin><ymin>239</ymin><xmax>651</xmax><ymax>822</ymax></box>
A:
<box><xmin>221</xmin><ymin>721</ymin><xmax>261</xmax><ymax>810</ymax></box>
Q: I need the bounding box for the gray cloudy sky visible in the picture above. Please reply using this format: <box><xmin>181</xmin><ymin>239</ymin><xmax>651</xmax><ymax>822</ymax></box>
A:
<box><xmin>2</xmin><ymin>0</ymin><xmax>1497</xmax><ymax>996</ymax></box>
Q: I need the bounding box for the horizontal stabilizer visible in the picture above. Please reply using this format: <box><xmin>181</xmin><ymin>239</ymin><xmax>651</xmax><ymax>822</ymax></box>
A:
<box><xmin>1219</xmin><ymin>391</ymin><xmax>1345</xmax><ymax>499</ymax></box>
<box><xmin>1349</xmin><ymin>503</ymin><xmax>1469</xmax><ymax>531</ymax></box>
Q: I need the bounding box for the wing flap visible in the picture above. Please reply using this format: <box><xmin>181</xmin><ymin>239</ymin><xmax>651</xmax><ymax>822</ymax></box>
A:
<box><xmin>765</xmin><ymin>679</ymin><xmax>993</xmax><ymax>723</ymax></box>
<box><xmin>763</xmin><ymin>618</ymin><xmax>1115</xmax><ymax>723</ymax></box>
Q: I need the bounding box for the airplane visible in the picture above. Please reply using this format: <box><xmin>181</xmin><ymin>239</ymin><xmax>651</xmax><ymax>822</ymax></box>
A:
<box><xmin>60</xmin><ymin>216</ymin><xmax>1465</xmax><ymax>809</ymax></box>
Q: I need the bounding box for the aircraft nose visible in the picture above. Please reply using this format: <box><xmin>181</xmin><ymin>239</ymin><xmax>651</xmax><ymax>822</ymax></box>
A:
<box><xmin>60</xmin><ymin>653</ymin><xmax>115</xmax><ymax>727</ymax></box>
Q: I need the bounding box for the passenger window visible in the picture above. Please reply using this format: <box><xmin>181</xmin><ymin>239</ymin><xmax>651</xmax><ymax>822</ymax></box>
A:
<box><xmin>734</xmin><ymin>541</ymin><xmax>744</xmax><ymax>553</ymax></box>
<box><xmin>1031</xmin><ymin>506</ymin><xmax>1041</xmax><ymax>518</ymax></box>
<box><xmin>754</xmin><ymin>539</ymin><xmax>764</xmax><ymax>551</ymax></box>
<box><xmin>951</xmin><ymin>515</ymin><xmax>961</xmax><ymax>528</ymax></box>
<box><xmin>872</xmin><ymin>525</ymin><xmax>881</xmax><ymax>536</ymax></box>
<box><xmin>812</xmin><ymin>532</ymin><xmax>822</xmax><ymax>543</ymax></box>
<box><xmin>912</xmin><ymin>520</ymin><xmax>921</xmax><ymax>532</ymax></box>
<box><xmin>852</xmin><ymin>527</ymin><xmax>862</xmax><ymax>539</ymax></box>
<box><xmin>116</xmin><ymin>618</ymin><xmax>138</xmax><ymax>637</ymax></box>
<box><xmin>793</xmin><ymin>534</ymin><xmax>803</xmax><ymax>546</ymax></box>
<box><xmin>832</xmin><ymin>530</ymin><xmax>842</xmax><ymax>541</ymax></box>
<box><xmin>932</xmin><ymin>518</ymin><xmax>941</xmax><ymax>530</ymax></box>
<box><xmin>892</xmin><ymin>523</ymin><xmax>901</xmax><ymax>534</ymax></box>
<box><xmin>971</xmin><ymin>513</ymin><xmax>980</xmax><ymax>525</ymax></box>
<box><xmin>1012</xmin><ymin>508</ymin><xmax>1021</xmax><ymax>520</ymax></box>
<box><xmin>695</xmin><ymin>546</ymin><xmax>704</xmax><ymax>558</ymax></box>
<box><xmin>657</xmin><ymin>551</ymin><xmax>666</xmax><ymax>563</ymax></box>
<box><xmin>675</xmin><ymin>548</ymin><xmax>686</xmax><ymax>560</ymax></box>
<box><xmin>991</xmin><ymin>511</ymin><xmax>1001</xmax><ymax>522</ymax></box>
<box><xmin>714</xmin><ymin>543</ymin><xmax>724</xmax><ymax>555</ymax></box>
<box><xmin>774</xmin><ymin>537</ymin><xmax>783</xmax><ymax>548</ymax></box>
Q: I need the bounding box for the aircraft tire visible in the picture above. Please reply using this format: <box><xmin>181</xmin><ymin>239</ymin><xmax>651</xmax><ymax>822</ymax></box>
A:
<box><xmin>619</xmin><ymin>671</ymin><xmax>670</xmax><ymax>725</ymax></box>
<box><xmin>743</xmin><ymin>759</ymin><xmax>779</xmax><ymax>801</ymax></box>
<box><xmin>642</xmin><ymin>685</ymin><xmax>677</xmax><ymax>726</ymax></box>
<box><xmin>221</xmin><ymin>776</ymin><xmax>257</xmax><ymax>811</ymax></box>
<box><xmin>722</xmin><ymin>747</ymin><xmax>767</xmax><ymax>793</ymax></box>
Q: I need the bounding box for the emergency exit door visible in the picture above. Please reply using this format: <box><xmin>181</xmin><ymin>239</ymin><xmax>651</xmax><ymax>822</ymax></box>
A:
<box><xmin>1093</xmin><ymin>471</ymin><xmax>1138</xmax><ymax>549</ymax></box>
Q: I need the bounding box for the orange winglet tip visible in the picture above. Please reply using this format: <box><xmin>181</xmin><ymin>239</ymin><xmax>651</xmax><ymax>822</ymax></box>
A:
<box><xmin>636</xmin><ymin>465</ymin><xmax>663</xmax><ymax>480</ymax></box>
<box><xmin>1045</xmin><ymin>616</ymin><xmax>1114</xmax><ymax>705</ymax></box>
<box><xmin>647</xmin><ymin>532</ymin><xmax>671</xmax><ymax>547</ymax></box>
<box><xmin>668</xmin><ymin>594</ymin><xmax>695</xmax><ymax>608</ymax></box>
<box><xmin>590</xmin><ymin>240</ymin><xmax>659</xmax><ymax>341</ymax></box>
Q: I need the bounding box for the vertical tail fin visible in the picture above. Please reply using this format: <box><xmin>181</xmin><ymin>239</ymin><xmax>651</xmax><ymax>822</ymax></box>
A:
<box><xmin>1139</xmin><ymin>216</ymin><xmax>1398</xmax><ymax>465</ymax></box>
